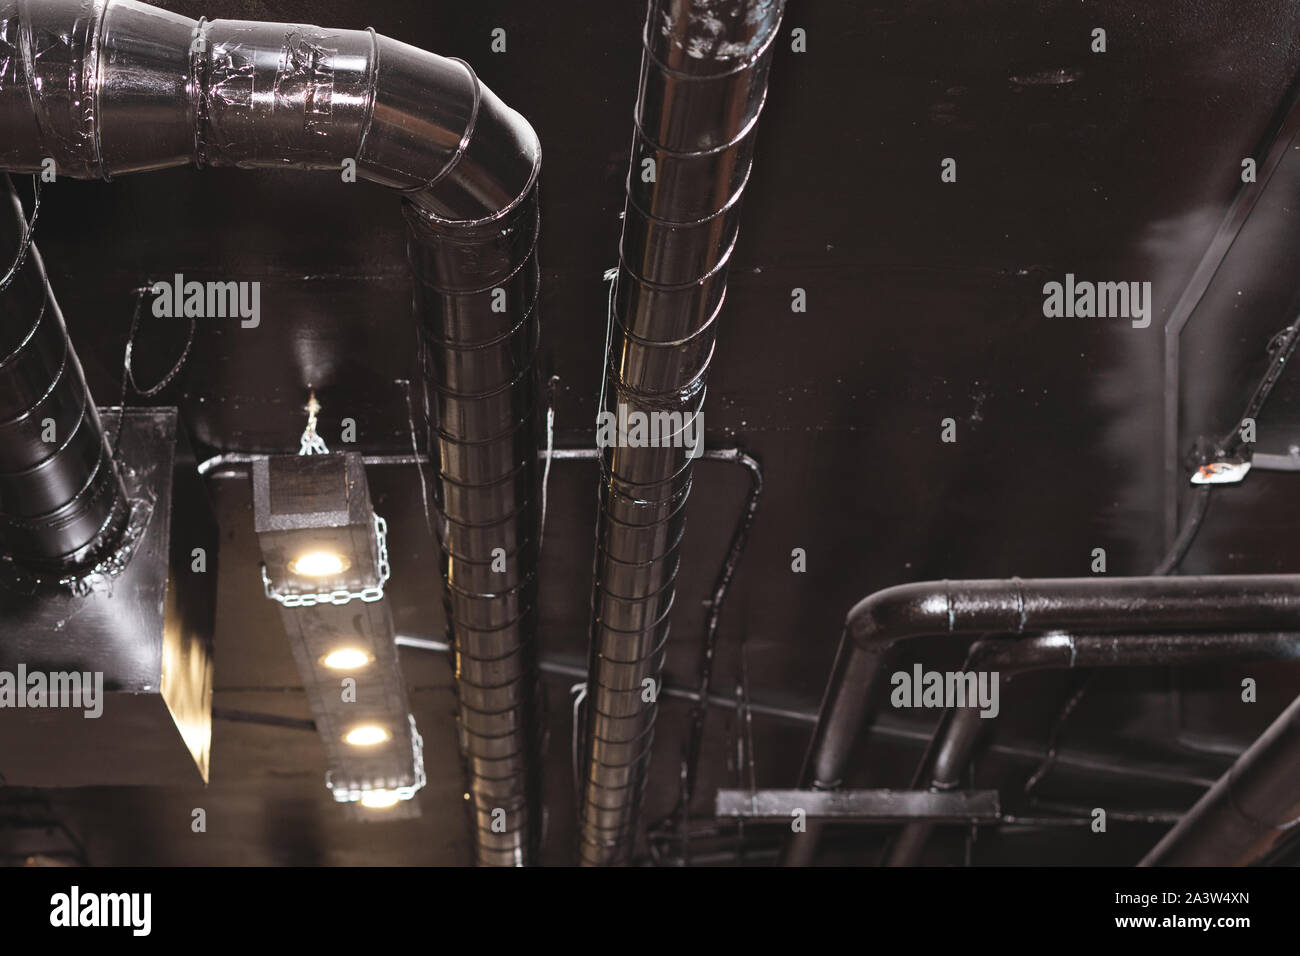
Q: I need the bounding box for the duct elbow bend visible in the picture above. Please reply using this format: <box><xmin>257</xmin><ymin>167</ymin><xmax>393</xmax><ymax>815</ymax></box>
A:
<box><xmin>361</xmin><ymin>34</ymin><xmax>542</xmax><ymax>225</ymax></box>
<box><xmin>0</xmin><ymin>0</ymin><xmax>541</xmax><ymax>226</ymax></box>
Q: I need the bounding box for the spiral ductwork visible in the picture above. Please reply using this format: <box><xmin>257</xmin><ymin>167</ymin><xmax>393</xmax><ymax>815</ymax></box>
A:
<box><xmin>409</xmin><ymin>165</ymin><xmax>543</xmax><ymax>868</ymax></box>
<box><xmin>0</xmin><ymin>0</ymin><xmax>543</xmax><ymax>864</ymax></box>
<box><xmin>0</xmin><ymin>177</ymin><xmax>128</xmax><ymax>573</ymax></box>
<box><xmin>577</xmin><ymin>0</ymin><xmax>785</xmax><ymax>865</ymax></box>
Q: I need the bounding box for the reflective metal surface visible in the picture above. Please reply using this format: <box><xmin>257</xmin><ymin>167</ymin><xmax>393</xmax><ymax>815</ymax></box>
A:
<box><xmin>0</xmin><ymin>0</ymin><xmax>543</xmax><ymax>865</ymax></box>
<box><xmin>787</xmin><ymin>575</ymin><xmax>1300</xmax><ymax>865</ymax></box>
<box><xmin>887</xmin><ymin>631</ymin><xmax>1300</xmax><ymax>866</ymax></box>
<box><xmin>578</xmin><ymin>0</ymin><xmax>785</xmax><ymax>867</ymax></box>
<box><xmin>0</xmin><ymin>177</ymin><xmax>127</xmax><ymax>571</ymax></box>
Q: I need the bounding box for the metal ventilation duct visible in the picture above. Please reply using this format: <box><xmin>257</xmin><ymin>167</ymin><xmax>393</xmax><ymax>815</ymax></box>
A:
<box><xmin>0</xmin><ymin>177</ymin><xmax>127</xmax><ymax>573</ymax></box>
<box><xmin>0</xmin><ymin>0</ymin><xmax>543</xmax><ymax>865</ymax></box>
<box><xmin>577</xmin><ymin>0</ymin><xmax>785</xmax><ymax>865</ymax></box>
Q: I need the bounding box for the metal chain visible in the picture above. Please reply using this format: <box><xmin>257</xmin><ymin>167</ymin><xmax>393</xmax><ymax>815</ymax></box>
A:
<box><xmin>298</xmin><ymin>390</ymin><xmax>329</xmax><ymax>456</ymax></box>
<box><xmin>327</xmin><ymin>715</ymin><xmax>427</xmax><ymax>803</ymax></box>
<box><xmin>261</xmin><ymin>513</ymin><xmax>390</xmax><ymax>607</ymax></box>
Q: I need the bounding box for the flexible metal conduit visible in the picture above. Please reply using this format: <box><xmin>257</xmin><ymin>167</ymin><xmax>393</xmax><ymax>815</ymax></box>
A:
<box><xmin>0</xmin><ymin>0</ymin><xmax>543</xmax><ymax>865</ymax></box>
<box><xmin>783</xmin><ymin>575</ymin><xmax>1300</xmax><ymax>865</ymax></box>
<box><xmin>1140</xmin><ymin>687</ymin><xmax>1300</xmax><ymax>866</ymax></box>
<box><xmin>886</xmin><ymin>631</ymin><xmax>1300</xmax><ymax>866</ymax></box>
<box><xmin>0</xmin><ymin>177</ymin><xmax>127</xmax><ymax>573</ymax></box>
<box><xmin>578</xmin><ymin>0</ymin><xmax>785</xmax><ymax>865</ymax></box>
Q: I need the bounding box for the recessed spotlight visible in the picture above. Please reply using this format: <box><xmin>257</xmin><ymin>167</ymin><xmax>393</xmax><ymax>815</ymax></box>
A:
<box><xmin>360</xmin><ymin>790</ymin><xmax>401</xmax><ymax>809</ymax></box>
<box><xmin>321</xmin><ymin>648</ymin><xmax>372</xmax><ymax>670</ymax></box>
<box><xmin>344</xmin><ymin>724</ymin><xmax>391</xmax><ymax>747</ymax></box>
<box><xmin>288</xmin><ymin>550</ymin><xmax>351</xmax><ymax>578</ymax></box>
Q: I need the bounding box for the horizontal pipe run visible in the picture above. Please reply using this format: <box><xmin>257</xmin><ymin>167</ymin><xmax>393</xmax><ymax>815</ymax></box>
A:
<box><xmin>885</xmin><ymin>630</ymin><xmax>1300</xmax><ymax>867</ymax></box>
<box><xmin>716</xmin><ymin>788</ymin><xmax>1002</xmax><ymax>824</ymax></box>
<box><xmin>236</xmin><ymin>634</ymin><xmax>1224</xmax><ymax>792</ymax></box>
<box><xmin>0</xmin><ymin>0</ymin><xmax>540</xmax><ymax>217</ymax></box>
<box><xmin>195</xmin><ymin>445</ymin><xmax>758</xmax><ymax>478</ymax></box>
<box><xmin>197</xmin><ymin>453</ymin><xmax>428</xmax><ymax>478</ymax></box>
<box><xmin>394</xmin><ymin>634</ymin><xmax>1223</xmax><ymax>785</ymax></box>
<box><xmin>785</xmin><ymin>575</ymin><xmax>1300</xmax><ymax>866</ymax></box>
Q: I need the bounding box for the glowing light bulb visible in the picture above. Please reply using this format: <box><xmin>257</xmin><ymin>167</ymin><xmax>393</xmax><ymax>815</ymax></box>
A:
<box><xmin>344</xmin><ymin>724</ymin><xmax>390</xmax><ymax>747</ymax></box>
<box><xmin>321</xmin><ymin>648</ymin><xmax>372</xmax><ymax>670</ymax></box>
<box><xmin>360</xmin><ymin>790</ymin><xmax>401</xmax><ymax>809</ymax></box>
<box><xmin>288</xmin><ymin>551</ymin><xmax>350</xmax><ymax>577</ymax></box>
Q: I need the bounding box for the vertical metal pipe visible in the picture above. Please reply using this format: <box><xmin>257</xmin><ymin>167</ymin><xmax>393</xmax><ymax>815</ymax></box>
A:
<box><xmin>408</xmin><ymin>172</ymin><xmax>544</xmax><ymax>868</ymax></box>
<box><xmin>578</xmin><ymin>0</ymin><xmax>785</xmax><ymax>866</ymax></box>
<box><xmin>0</xmin><ymin>176</ymin><xmax>127</xmax><ymax>572</ymax></box>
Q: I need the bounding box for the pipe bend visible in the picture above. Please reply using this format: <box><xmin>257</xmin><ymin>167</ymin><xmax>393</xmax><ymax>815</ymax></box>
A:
<box><xmin>845</xmin><ymin>579</ymin><xmax>954</xmax><ymax>652</ymax></box>
<box><xmin>0</xmin><ymin>0</ymin><xmax>540</xmax><ymax>224</ymax></box>
<box><xmin>966</xmin><ymin>632</ymin><xmax>1076</xmax><ymax>679</ymax></box>
<box><xmin>962</xmin><ymin>636</ymin><xmax>1019</xmax><ymax>675</ymax></box>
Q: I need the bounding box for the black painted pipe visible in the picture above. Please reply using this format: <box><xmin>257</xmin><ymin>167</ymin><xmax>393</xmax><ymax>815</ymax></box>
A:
<box><xmin>0</xmin><ymin>177</ymin><xmax>127</xmax><ymax>573</ymax></box>
<box><xmin>783</xmin><ymin>575</ymin><xmax>1300</xmax><ymax>865</ymax></box>
<box><xmin>0</xmin><ymin>0</ymin><xmax>542</xmax><ymax>865</ymax></box>
<box><xmin>578</xmin><ymin>0</ymin><xmax>785</xmax><ymax>866</ymax></box>
<box><xmin>886</xmin><ymin>631</ymin><xmax>1300</xmax><ymax>866</ymax></box>
<box><xmin>1140</xmin><ymin>687</ymin><xmax>1300</xmax><ymax>866</ymax></box>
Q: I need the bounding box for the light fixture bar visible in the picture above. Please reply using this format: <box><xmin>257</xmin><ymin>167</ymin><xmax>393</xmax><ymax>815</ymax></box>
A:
<box><xmin>253</xmin><ymin>453</ymin><xmax>424</xmax><ymax>812</ymax></box>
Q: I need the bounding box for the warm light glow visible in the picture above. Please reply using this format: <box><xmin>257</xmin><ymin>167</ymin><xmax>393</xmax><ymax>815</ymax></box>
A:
<box><xmin>321</xmin><ymin>648</ymin><xmax>372</xmax><ymax>670</ymax></box>
<box><xmin>288</xmin><ymin>550</ymin><xmax>350</xmax><ymax>578</ymax></box>
<box><xmin>344</xmin><ymin>724</ymin><xmax>391</xmax><ymax>747</ymax></box>
<box><xmin>360</xmin><ymin>790</ymin><xmax>401</xmax><ymax>809</ymax></box>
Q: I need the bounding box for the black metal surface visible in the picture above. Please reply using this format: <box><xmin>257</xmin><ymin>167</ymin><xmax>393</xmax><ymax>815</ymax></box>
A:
<box><xmin>0</xmin><ymin>178</ymin><xmax>127</xmax><ymax>572</ymax></box>
<box><xmin>886</xmin><ymin>631</ymin><xmax>1300</xmax><ymax>866</ymax></box>
<box><xmin>0</xmin><ymin>407</ymin><xmax>215</xmax><ymax>785</ymax></box>
<box><xmin>1140</xmin><ymin>687</ymin><xmax>1300</xmax><ymax>866</ymax></box>
<box><xmin>786</xmin><ymin>575</ymin><xmax>1300</xmax><ymax>865</ymax></box>
<box><xmin>578</xmin><ymin>0</ymin><xmax>785</xmax><ymax>867</ymax></box>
